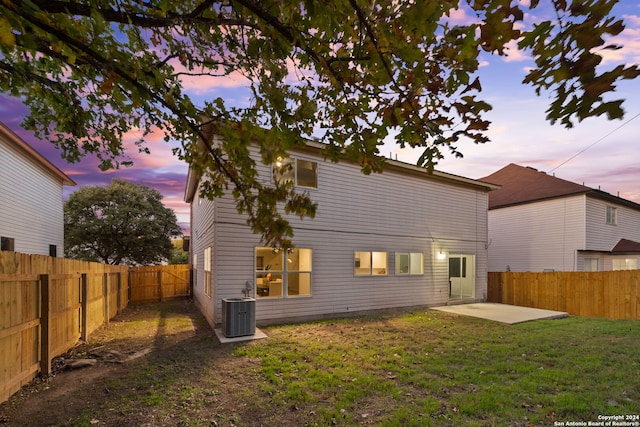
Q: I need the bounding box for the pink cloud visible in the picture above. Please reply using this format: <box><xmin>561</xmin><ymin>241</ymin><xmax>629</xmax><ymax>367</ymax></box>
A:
<box><xmin>502</xmin><ymin>40</ymin><xmax>531</xmax><ymax>62</ymax></box>
<box><xmin>600</xmin><ymin>20</ymin><xmax>640</xmax><ymax>64</ymax></box>
<box><xmin>170</xmin><ymin>58</ymin><xmax>251</xmax><ymax>93</ymax></box>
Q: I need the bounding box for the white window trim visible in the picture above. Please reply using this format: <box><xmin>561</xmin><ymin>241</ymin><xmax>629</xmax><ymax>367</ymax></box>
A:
<box><xmin>193</xmin><ymin>253</ymin><xmax>198</xmax><ymax>288</ymax></box>
<box><xmin>204</xmin><ymin>247</ymin><xmax>212</xmax><ymax>297</ymax></box>
<box><xmin>255</xmin><ymin>247</ymin><xmax>313</xmax><ymax>298</ymax></box>
<box><xmin>354</xmin><ymin>251</ymin><xmax>388</xmax><ymax>276</ymax></box>
<box><xmin>612</xmin><ymin>258</ymin><xmax>637</xmax><ymax>271</ymax></box>
<box><xmin>583</xmin><ymin>258</ymin><xmax>599</xmax><ymax>272</ymax></box>
<box><xmin>272</xmin><ymin>157</ymin><xmax>319</xmax><ymax>189</ymax></box>
<box><xmin>395</xmin><ymin>252</ymin><xmax>424</xmax><ymax>275</ymax></box>
<box><xmin>606</xmin><ymin>206</ymin><xmax>617</xmax><ymax>225</ymax></box>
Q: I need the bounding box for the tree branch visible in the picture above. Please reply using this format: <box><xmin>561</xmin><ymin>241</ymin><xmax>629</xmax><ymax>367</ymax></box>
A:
<box><xmin>233</xmin><ymin>0</ymin><xmax>346</xmax><ymax>86</ymax></box>
<box><xmin>23</xmin><ymin>0</ymin><xmax>249</xmax><ymax>28</ymax></box>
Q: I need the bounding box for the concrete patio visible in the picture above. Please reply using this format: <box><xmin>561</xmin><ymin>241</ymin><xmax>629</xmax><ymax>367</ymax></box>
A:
<box><xmin>431</xmin><ymin>303</ymin><xmax>569</xmax><ymax>324</ymax></box>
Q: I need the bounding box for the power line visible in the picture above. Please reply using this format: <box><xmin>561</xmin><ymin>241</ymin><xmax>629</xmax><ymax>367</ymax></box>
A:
<box><xmin>549</xmin><ymin>111</ymin><xmax>640</xmax><ymax>174</ymax></box>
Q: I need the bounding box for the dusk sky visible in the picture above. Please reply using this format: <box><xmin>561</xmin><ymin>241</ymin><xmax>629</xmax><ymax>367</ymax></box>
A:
<box><xmin>1</xmin><ymin>1</ymin><xmax>639</xmax><ymax>234</ymax></box>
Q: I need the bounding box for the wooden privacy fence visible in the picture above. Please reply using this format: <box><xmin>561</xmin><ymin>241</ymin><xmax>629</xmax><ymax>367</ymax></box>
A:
<box><xmin>488</xmin><ymin>270</ymin><xmax>640</xmax><ymax>320</ymax></box>
<box><xmin>0</xmin><ymin>251</ymin><xmax>128</xmax><ymax>404</ymax></box>
<box><xmin>0</xmin><ymin>251</ymin><xmax>192</xmax><ymax>404</ymax></box>
<box><xmin>128</xmin><ymin>264</ymin><xmax>191</xmax><ymax>303</ymax></box>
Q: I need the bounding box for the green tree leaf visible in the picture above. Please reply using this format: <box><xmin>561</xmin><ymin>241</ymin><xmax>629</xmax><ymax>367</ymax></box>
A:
<box><xmin>0</xmin><ymin>0</ymin><xmax>637</xmax><ymax>247</ymax></box>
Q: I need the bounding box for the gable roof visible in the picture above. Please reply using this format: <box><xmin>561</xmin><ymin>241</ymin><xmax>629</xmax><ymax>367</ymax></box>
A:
<box><xmin>480</xmin><ymin>163</ymin><xmax>640</xmax><ymax>211</ymax></box>
<box><xmin>611</xmin><ymin>238</ymin><xmax>640</xmax><ymax>254</ymax></box>
<box><xmin>0</xmin><ymin>122</ymin><xmax>76</xmax><ymax>186</ymax></box>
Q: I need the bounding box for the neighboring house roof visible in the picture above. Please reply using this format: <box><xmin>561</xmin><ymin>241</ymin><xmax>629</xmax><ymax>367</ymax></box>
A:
<box><xmin>611</xmin><ymin>238</ymin><xmax>640</xmax><ymax>254</ymax></box>
<box><xmin>0</xmin><ymin>121</ymin><xmax>76</xmax><ymax>186</ymax></box>
<box><xmin>480</xmin><ymin>163</ymin><xmax>640</xmax><ymax>211</ymax></box>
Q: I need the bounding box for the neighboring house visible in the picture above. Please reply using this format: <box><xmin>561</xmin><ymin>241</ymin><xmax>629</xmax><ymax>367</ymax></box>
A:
<box><xmin>481</xmin><ymin>163</ymin><xmax>640</xmax><ymax>272</ymax></box>
<box><xmin>0</xmin><ymin>122</ymin><xmax>76</xmax><ymax>257</ymax></box>
<box><xmin>185</xmin><ymin>130</ymin><xmax>499</xmax><ymax>327</ymax></box>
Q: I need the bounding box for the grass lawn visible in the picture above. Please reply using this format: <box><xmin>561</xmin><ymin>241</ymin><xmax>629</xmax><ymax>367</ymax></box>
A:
<box><xmin>1</xmin><ymin>300</ymin><xmax>639</xmax><ymax>426</ymax></box>
<box><xmin>238</xmin><ymin>310</ymin><xmax>640</xmax><ymax>426</ymax></box>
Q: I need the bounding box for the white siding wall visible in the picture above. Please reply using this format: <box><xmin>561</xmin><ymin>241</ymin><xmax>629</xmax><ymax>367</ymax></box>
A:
<box><xmin>585</xmin><ymin>197</ymin><xmax>640</xmax><ymax>250</ymax></box>
<box><xmin>487</xmin><ymin>196</ymin><xmax>586</xmax><ymax>272</ymax></box>
<box><xmin>583</xmin><ymin>197</ymin><xmax>640</xmax><ymax>271</ymax></box>
<box><xmin>0</xmin><ymin>136</ymin><xmax>65</xmax><ymax>256</ymax></box>
<box><xmin>189</xmin><ymin>182</ymin><xmax>217</xmax><ymax>329</ymax></box>
<box><xmin>192</xmin><ymin>145</ymin><xmax>491</xmax><ymax>325</ymax></box>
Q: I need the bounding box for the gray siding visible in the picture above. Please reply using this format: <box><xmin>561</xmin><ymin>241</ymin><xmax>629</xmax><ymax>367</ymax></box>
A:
<box><xmin>585</xmin><ymin>197</ymin><xmax>640</xmax><ymax>250</ymax></box>
<box><xmin>189</xmin><ymin>182</ymin><xmax>217</xmax><ymax>329</ymax></box>
<box><xmin>0</xmin><ymin>134</ymin><xmax>65</xmax><ymax>256</ymax></box>
<box><xmin>191</xmin><ymin>145</ymin><xmax>491</xmax><ymax>325</ymax></box>
<box><xmin>487</xmin><ymin>196</ymin><xmax>586</xmax><ymax>272</ymax></box>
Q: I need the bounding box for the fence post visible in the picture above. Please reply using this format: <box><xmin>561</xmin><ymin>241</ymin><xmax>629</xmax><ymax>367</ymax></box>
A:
<box><xmin>158</xmin><ymin>270</ymin><xmax>164</xmax><ymax>302</ymax></box>
<box><xmin>103</xmin><ymin>273</ymin><xmax>110</xmax><ymax>324</ymax></box>
<box><xmin>81</xmin><ymin>273</ymin><xmax>88</xmax><ymax>341</ymax></box>
<box><xmin>39</xmin><ymin>274</ymin><xmax>52</xmax><ymax>375</ymax></box>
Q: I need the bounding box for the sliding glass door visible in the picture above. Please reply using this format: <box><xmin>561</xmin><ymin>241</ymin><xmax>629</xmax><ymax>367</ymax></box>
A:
<box><xmin>449</xmin><ymin>254</ymin><xmax>475</xmax><ymax>299</ymax></box>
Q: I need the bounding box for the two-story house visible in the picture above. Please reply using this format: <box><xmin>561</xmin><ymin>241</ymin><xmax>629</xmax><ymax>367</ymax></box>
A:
<box><xmin>0</xmin><ymin>122</ymin><xmax>76</xmax><ymax>256</ymax></box>
<box><xmin>185</xmin><ymin>130</ymin><xmax>499</xmax><ymax>328</ymax></box>
<box><xmin>481</xmin><ymin>163</ymin><xmax>640</xmax><ymax>272</ymax></box>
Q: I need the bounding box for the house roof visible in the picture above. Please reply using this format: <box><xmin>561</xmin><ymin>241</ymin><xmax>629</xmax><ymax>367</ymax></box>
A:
<box><xmin>480</xmin><ymin>163</ymin><xmax>640</xmax><ymax>211</ymax></box>
<box><xmin>611</xmin><ymin>238</ymin><xmax>640</xmax><ymax>254</ymax></box>
<box><xmin>184</xmin><ymin>125</ymin><xmax>500</xmax><ymax>203</ymax></box>
<box><xmin>0</xmin><ymin>122</ymin><xmax>76</xmax><ymax>186</ymax></box>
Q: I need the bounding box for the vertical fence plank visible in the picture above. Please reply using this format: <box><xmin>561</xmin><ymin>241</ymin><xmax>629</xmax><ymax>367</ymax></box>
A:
<box><xmin>116</xmin><ymin>272</ymin><xmax>122</xmax><ymax>314</ymax></box>
<box><xmin>81</xmin><ymin>274</ymin><xmax>88</xmax><ymax>341</ymax></box>
<box><xmin>103</xmin><ymin>273</ymin><xmax>109</xmax><ymax>326</ymax></box>
<box><xmin>39</xmin><ymin>274</ymin><xmax>51</xmax><ymax>375</ymax></box>
<box><xmin>631</xmin><ymin>275</ymin><xmax>640</xmax><ymax>319</ymax></box>
<box><xmin>158</xmin><ymin>270</ymin><xmax>164</xmax><ymax>302</ymax></box>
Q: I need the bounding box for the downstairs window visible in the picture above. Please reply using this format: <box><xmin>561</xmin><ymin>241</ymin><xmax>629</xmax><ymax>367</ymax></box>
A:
<box><xmin>395</xmin><ymin>252</ymin><xmax>424</xmax><ymax>275</ymax></box>
<box><xmin>354</xmin><ymin>251</ymin><xmax>388</xmax><ymax>276</ymax></box>
<box><xmin>256</xmin><ymin>247</ymin><xmax>312</xmax><ymax>298</ymax></box>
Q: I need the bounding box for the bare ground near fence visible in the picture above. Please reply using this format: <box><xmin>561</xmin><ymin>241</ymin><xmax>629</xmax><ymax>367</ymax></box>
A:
<box><xmin>0</xmin><ymin>300</ymin><xmax>214</xmax><ymax>427</ymax></box>
<box><xmin>0</xmin><ymin>251</ymin><xmax>191</xmax><ymax>405</ymax></box>
<box><xmin>0</xmin><ymin>251</ymin><xmax>128</xmax><ymax>403</ymax></box>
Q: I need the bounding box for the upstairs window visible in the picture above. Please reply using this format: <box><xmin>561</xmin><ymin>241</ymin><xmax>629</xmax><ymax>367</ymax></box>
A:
<box><xmin>606</xmin><ymin>206</ymin><xmax>617</xmax><ymax>225</ymax></box>
<box><xmin>273</xmin><ymin>157</ymin><xmax>318</xmax><ymax>188</ymax></box>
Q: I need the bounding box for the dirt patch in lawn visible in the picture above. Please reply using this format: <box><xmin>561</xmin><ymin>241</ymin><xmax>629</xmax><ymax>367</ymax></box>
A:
<box><xmin>0</xmin><ymin>299</ymin><xmax>287</xmax><ymax>427</ymax></box>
